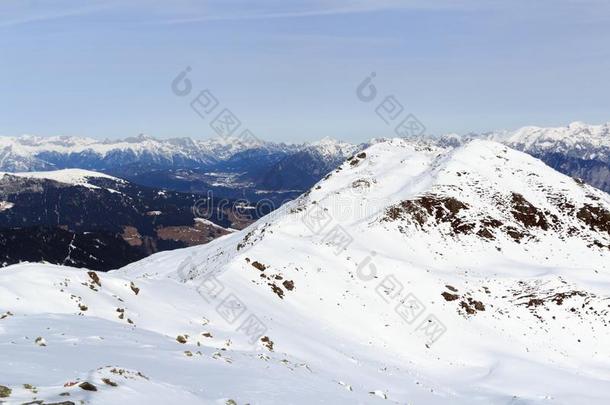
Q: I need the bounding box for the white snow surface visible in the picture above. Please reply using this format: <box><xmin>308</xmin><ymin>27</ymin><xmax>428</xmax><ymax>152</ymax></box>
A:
<box><xmin>194</xmin><ymin>217</ymin><xmax>236</xmax><ymax>233</ymax></box>
<box><xmin>0</xmin><ymin>168</ymin><xmax>124</xmax><ymax>189</ymax></box>
<box><xmin>0</xmin><ymin>201</ymin><xmax>14</xmax><ymax>212</ymax></box>
<box><xmin>1</xmin><ymin>139</ymin><xmax>610</xmax><ymax>404</ymax></box>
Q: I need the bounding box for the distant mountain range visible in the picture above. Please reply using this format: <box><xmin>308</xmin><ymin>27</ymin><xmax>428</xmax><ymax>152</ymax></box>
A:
<box><xmin>1</xmin><ymin>122</ymin><xmax>608</xmax><ymax>198</ymax></box>
<box><xmin>0</xmin><ymin>134</ymin><xmax>363</xmax><ymax>201</ymax></box>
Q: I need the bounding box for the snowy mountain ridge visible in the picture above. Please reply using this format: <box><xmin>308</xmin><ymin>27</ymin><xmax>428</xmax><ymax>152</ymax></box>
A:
<box><xmin>439</xmin><ymin>121</ymin><xmax>610</xmax><ymax>194</ymax></box>
<box><xmin>1</xmin><ymin>168</ymin><xmax>125</xmax><ymax>189</ymax></box>
<box><xmin>501</xmin><ymin>121</ymin><xmax>610</xmax><ymax>161</ymax></box>
<box><xmin>439</xmin><ymin>121</ymin><xmax>610</xmax><ymax>159</ymax></box>
<box><xmin>1</xmin><ymin>139</ymin><xmax>609</xmax><ymax>404</ymax></box>
<box><xmin>0</xmin><ymin>134</ymin><xmax>357</xmax><ymax>171</ymax></box>
<box><xmin>2</xmin><ymin>123</ymin><xmax>608</xmax><ymax>198</ymax></box>
<box><xmin>3</xmin><ymin>121</ymin><xmax>608</xmax><ymax>166</ymax></box>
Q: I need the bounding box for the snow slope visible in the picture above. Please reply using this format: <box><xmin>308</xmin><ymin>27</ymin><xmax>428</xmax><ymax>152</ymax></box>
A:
<box><xmin>1</xmin><ymin>139</ymin><xmax>609</xmax><ymax>404</ymax></box>
<box><xmin>0</xmin><ymin>169</ymin><xmax>124</xmax><ymax>189</ymax></box>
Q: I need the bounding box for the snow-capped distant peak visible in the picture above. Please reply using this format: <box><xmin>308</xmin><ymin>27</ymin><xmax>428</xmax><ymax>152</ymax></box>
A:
<box><xmin>304</xmin><ymin>136</ymin><xmax>361</xmax><ymax>159</ymax></box>
<box><xmin>438</xmin><ymin>121</ymin><xmax>610</xmax><ymax>163</ymax></box>
<box><xmin>500</xmin><ymin>121</ymin><xmax>610</xmax><ymax>158</ymax></box>
<box><xmin>309</xmin><ymin>136</ymin><xmax>344</xmax><ymax>146</ymax></box>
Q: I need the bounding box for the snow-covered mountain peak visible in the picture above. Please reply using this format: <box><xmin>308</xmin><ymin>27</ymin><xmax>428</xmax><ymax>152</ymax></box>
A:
<box><xmin>305</xmin><ymin>136</ymin><xmax>360</xmax><ymax>159</ymax></box>
<box><xmin>155</xmin><ymin>137</ymin><xmax>610</xmax><ymax>319</ymax></box>
<box><xmin>437</xmin><ymin>122</ymin><xmax>610</xmax><ymax>194</ymax></box>
<box><xmin>287</xmin><ymin>138</ymin><xmax>610</xmax><ymax>267</ymax></box>
<box><xmin>438</xmin><ymin>121</ymin><xmax>610</xmax><ymax>156</ymax></box>
<box><xmin>197</xmin><ymin>135</ymin><xmax>269</xmax><ymax>158</ymax></box>
<box><xmin>567</xmin><ymin>120</ymin><xmax>588</xmax><ymax>130</ymax></box>
<box><xmin>11</xmin><ymin>134</ymin><xmax>99</xmax><ymax>149</ymax></box>
<box><xmin>503</xmin><ymin>121</ymin><xmax>610</xmax><ymax>159</ymax></box>
<box><xmin>112</xmin><ymin>137</ymin><xmax>610</xmax><ymax>402</ymax></box>
<box><xmin>309</xmin><ymin>136</ymin><xmax>348</xmax><ymax>148</ymax></box>
<box><xmin>2</xmin><ymin>138</ymin><xmax>610</xmax><ymax>403</ymax></box>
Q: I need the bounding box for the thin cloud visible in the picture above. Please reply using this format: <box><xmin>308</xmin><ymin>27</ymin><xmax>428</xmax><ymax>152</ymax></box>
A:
<box><xmin>159</xmin><ymin>0</ymin><xmax>464</xmax><ymax>25</ymax></box>
<box><xmin>163</xmin><ymin>9</ymin><xmax>371</xmax><ymax>25</ymax></box>
<box><xmin>0</xmin><ymin>2</ymin><xmax>112</xmax><ymax>28</ymax></box>
<box><xmin>0</xmin><ymin>0</ymin><xmax>477</xmax><ymax>28</ymax></box>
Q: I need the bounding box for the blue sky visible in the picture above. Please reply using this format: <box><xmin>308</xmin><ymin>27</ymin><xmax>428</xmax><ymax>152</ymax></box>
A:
<box><xmin>1</xmin><ymin>0</ymin><xmax>609</xmax><ymax>143</ymax></box>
